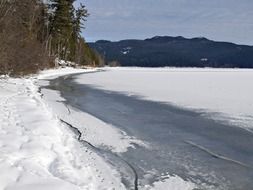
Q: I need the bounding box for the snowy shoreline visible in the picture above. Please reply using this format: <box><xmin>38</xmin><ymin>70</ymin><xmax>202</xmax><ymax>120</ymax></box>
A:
<box><xmin>39</xmin><ymin>68</ymin><xmax>201</xmax><ymax>190</ymax></box>
<box><xmin>2</xmin><ymin>66</ymin><xmax>251</xmax><ymax>190</ymax></box>
<box><xmin>0</xmin><ymin>68</ymin><xmax>128</xmax><ymax>190</ymax></box>
<box><xmin>1</xmin><ymin>67</ymin><xmax>187</xmax><ymax>190</ymax></box>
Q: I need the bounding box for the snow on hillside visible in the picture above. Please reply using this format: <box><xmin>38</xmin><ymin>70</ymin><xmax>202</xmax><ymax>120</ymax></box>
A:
<box><xmin>75</xmin><ymin>67</ymin><xmax>253</xmax><ymax>130</ymax></box>
<box><xmin>0</xmin><ymin>69</ymin><xmax>126</xmax><ymax>190</ymax></box>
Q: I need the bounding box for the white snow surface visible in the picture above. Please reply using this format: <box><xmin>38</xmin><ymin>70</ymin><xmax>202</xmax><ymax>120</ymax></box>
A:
<box><xmin>75</xmin><ymin>67</ymin><xmax>253</xmax><ymax>130</ymax></box>
<box><xmin>37</xmin><ymin>67</ymin><xmax>97</xmax><ymax>80</ymax></box>
<box><xmin>0</xmin><ymin>67</ymin><xmax>210</xmax><ymax>190</ymax></box>
<box><xmin>144</xmin><ymin>175</ymin><xmax>196</xmax><ymax>190</ymax></box>
<box><xmin>0</xmin><ymin>69</ymin><xmax>127</xmax><ymax>190</ymax></box>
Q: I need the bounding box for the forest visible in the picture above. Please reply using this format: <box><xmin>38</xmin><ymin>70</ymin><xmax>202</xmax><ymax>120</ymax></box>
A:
<box><xmin>0</xmin><ymin>0</ymin><xmax>103</xmax><ymax>76</ymax></box>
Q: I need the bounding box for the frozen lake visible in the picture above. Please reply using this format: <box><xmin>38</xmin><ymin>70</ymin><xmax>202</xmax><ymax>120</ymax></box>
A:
<box><xmin>42</xmin><ymin>68</ymin><xmax>253</xmax><ymax>190</ymax></box>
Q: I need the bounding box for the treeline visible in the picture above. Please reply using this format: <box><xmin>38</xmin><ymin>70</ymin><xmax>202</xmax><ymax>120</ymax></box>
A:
<box><xmin>0</xmin><ymin>0</ymin><xmax>103</xmax><ymax>76</ymax></box>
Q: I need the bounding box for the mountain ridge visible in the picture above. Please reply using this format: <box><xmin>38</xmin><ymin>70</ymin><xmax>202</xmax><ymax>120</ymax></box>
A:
<box><xmin>88</xmin><ymin>36</ymin><xmax>253</xmax><ymax>68</ymax></box>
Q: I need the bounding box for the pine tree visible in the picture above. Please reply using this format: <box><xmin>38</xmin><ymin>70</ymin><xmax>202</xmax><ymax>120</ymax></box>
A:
<box><xmin>0</xmin><ymin>0</ymin><xmax>102</xmax><ymax>75</ymax></box>
<box><xmin>40</xmin><ymin>0</ymin><xmax>101</xmax><ymax>67</ymax></box>
<box><xmin>50</xmin><ymin>0</ymin><xmax>75</xmax><ymax>60</ymax></box>
<box><xmin>71</xmin><ymin>3</ymin><xmax>89</xmax><ymax>63</ymax></box>
<box><xmin>73</xmin><ymin>3</ymin><xmax>88</xmax><ymax>39</ymax></box>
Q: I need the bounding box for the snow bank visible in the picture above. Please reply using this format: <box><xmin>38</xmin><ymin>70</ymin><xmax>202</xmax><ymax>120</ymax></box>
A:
<box><xmin>74</xmin><ymin>67</ymin><xmax>253</xmax><ymax>129</ymax></box>
<box><xmin>37</xmin><ymin>67</ymin><xmax>97</xmax><ymax>80</ymax></box>
<box><xmin>0</xmin><ymin>73</ymin><xmax>126</xmax><ymax>189</ymax></box>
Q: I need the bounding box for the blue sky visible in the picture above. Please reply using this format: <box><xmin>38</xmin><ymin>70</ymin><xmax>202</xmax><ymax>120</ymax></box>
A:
<box><xmin>76</xmin><ymin>0</ymin><xmax>253</xmax><ymax>45</ymax></box>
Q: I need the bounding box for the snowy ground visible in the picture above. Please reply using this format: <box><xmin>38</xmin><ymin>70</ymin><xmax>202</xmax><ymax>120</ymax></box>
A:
<box><xmin>0</xmin><ymin>67</ymin><xmax>195</xmax><ymax>190</ymax></box>
<box><xmin>3</xmin><ymin>66</ymin><xmax>250</xmax><ymax>190</ymax></box>
<box><xmin>0</xmin><ymin>68</ymin><xmax>127</xmax><ymax>190</ymax></box>
<box><xmin>75</xmin><ymin>67</ymin><xmax>253</xmax><ymax>130</ymax></box>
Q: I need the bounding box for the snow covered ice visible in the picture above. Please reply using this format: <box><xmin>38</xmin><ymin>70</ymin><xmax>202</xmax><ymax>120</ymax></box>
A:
<box><xmin>1</xmin><ymin>66</ymin><xmax>252</xmax><ymax>190</ymax></box>
<box><xmin>38</xmin><ymin>68</ymin><xmax>197</xmax><ymax>190</ymax></box>
<box><xmin>75</xmin><ymin>67</ymin><xmax>253</xmax><ymax>131</ymax></box>
<box><xmin>41</xmin><ymin>88</ymin><xmax>149</xmax><ymax>154</ymax></box>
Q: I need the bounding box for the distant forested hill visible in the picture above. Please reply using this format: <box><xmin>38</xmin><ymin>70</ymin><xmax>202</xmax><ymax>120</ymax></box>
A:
<box><xmin>88</xmin><ymin>36</ymin><xmax>253</xmax><ymax>68</ymax></box>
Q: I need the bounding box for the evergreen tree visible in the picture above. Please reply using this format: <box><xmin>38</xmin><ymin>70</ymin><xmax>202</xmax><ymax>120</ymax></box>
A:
<box><xmin>73</xmin><ymin>3</ymin><xmax>88</xmax><ymax>39</ymax></box>
<box><xmin>49</xmin><ymin>0</ymin><xmax>89</xmax><ymax>62</ymax></box>
<box><xmin>50</xmin><ymin>0</ymin><xmax>75</xmax><ymax>60</ymax></box>
<box><xmin>0</xmin><ymin>0</ymin><xmax>103</xmax><ymax>75</ymax></box>
<box><xmin>72</xmin><ymin>3</ymin><xmax>89</xmax><ymax>63</ymax></box>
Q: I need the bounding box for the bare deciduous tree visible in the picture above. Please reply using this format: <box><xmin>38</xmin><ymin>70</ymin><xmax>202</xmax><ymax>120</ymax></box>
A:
<box><xmin>0</xmin><ymin>0</ymin><xmax>52</xmax><ymax>76</ymax></box>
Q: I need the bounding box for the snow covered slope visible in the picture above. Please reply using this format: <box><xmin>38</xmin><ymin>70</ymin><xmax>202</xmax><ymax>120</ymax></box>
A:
<box><xmin>0</xmin><ymin>69</ymin><xmax>126</xmax><ymax>190</ymax></box>
<box><xmin>75</xmin><ymin>67</ymin><xmax>253</xmax><ymax>130</ymax></box>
